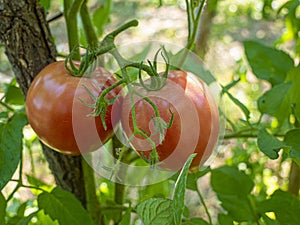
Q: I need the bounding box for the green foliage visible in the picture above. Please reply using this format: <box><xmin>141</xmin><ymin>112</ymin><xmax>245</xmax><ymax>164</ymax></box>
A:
<box><xmin>4</xmin><ymin>79</ymin><xmax>24</xmax><ymax>106</ymax></box>
<box><xmin>0</xmin><ymin>192</ymin><xmax>6</xmax><ymax>225</ymax></box>
<box><xmin>284</xmin><ymin>129</ymin><xmax>300</xmax><ymax>160</ymax></box>
<box><xmin>257</xmin><ymin>129</ymin><xmax>286</xmax><ymax>159</ymax></box>
<box><xmin>0</xmin><ymin>112</ymin><xmax>27</xmax><ymax>190</ymax></box>
<box><xmin>2</xmin><ymin>1</ymin><xmax>300</xmax><ymax>225</ymax></box>
<box><xmin>136</xmin><ymin>198</ymin><xmax>175</xmax><ymax>225</ymax></box>
<box><xmin>258</xmin><ymin>189</ymin><xmax>300</xmax><ymax>225</ymax></box>
<box><xmin>92</xmin><ymin>0</ymin><xmax>112</xmax><ymax>37</ymax></box>
<box><xmin>244</xmin><ymin>40</ymin><xmax>294</xmax><ymax>85</ymax></box>
<box><xmin>137</xmin><ymin>154</ymin><xmax>195</xmax><ymax>225</ymax></box>
<box><xmin>37</xmin><ymin>187</ymin><xmax>94</xmax><ymax>225</ymax></box>
<box><xmin>211</xmin><ymin>166</ymin><xmax>255</xmax><ymax>222</ymax></box>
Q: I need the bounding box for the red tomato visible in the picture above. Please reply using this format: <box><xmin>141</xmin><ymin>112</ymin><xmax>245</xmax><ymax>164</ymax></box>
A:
<box><xmin>26</xmin><ymin>61</ymin><xmax>121</xmax><ymax>155</ymax></box>
<box><xmin>120</xmin><ymin>70</ymin><xmax>219</xmax><ymax>171</ymax></box>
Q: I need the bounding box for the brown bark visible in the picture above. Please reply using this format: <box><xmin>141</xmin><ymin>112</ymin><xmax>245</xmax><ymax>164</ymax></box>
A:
<box><xmin>0</xmin><ymin>0</ymin><xmax>86</xmax><ymax>207</ymax></box>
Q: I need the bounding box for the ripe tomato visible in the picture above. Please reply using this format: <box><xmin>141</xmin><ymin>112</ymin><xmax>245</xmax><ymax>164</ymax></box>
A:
<box><xmin>120</xmin><ymin>70</ymin><xmax>219</xmax><ymax>171</ymax></box>
<box><xmin>26</xmin><ymin>61</ymin><xmax>121</xmax><ymax>155</ymax></box>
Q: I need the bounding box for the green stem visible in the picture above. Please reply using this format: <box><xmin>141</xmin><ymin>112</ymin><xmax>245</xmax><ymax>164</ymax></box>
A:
<box><xmin>196</xmin><ymin>182</ymin><xmax>213</xmax><ymax>225</ymax></box>
<box><xmin>186</xmin><ymin>0</ymin><xmax>207</xmax><ymax>50</ymax></box>
<box><xmin>82</xmin><ymin>157</ymin><xmax>102</xmax><ymax>224</ymax></box>
<box><xmin>64</xmin><ymin>0</ymin><xmax>84</xmax><ymax>59</ymax></box>
<box><xmin>0</xmin><ymin>99</ymin><xmax>15</xmax><ymax>112</ymax></box>
<box><xmin>112</xmin><ymin>136</ymin><xmax>127</xmax><ymax>224</ymax></box>
<box><xmin>80</xmin><ymin>0</ymin><xmax>98</xmax><ymax>48</ymax></box>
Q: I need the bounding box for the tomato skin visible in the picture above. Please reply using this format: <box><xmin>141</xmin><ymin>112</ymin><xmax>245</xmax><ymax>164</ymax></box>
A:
<box><xmin>120</xmin><ymin>71</ymin><xmax>219</xmax><ymax>171</ymax></box>
<box><xmin>26</xmin><ymin>61</ymin><xmax>121</xmax><ymax>155</ymax></box>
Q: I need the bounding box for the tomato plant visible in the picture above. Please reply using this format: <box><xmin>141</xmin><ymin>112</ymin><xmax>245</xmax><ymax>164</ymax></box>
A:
<box><xmin>26</xmin><ymin>61</ymin><xmax>121</xmax><ymax>155</ymax></box>
<box><xmin>120</xmin><ymin>70</ymin><xmax>219</xmax><ymax>171</ymax></box>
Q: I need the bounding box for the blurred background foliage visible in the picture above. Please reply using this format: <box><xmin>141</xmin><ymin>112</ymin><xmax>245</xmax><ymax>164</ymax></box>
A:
<box><xmin>1</xmin><ymin>0</ymin><xmax>300</xmax><ymax>224</ymax></box>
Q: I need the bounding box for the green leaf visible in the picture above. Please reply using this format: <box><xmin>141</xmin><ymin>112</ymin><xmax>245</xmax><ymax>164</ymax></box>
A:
<box><xmin>284</xmin><ymin>128</ymin><xmax>300</xmax><ymax>159</ymax></box>
<box><xmin>171</xmin><ymin>167</ymin><xmax>211</xmax><ymax>191</ymax></box>
<box><xmin>258</xmin><ymin>189</ymin><xmax>300</xmax><ymax>225</ymax></box>
<box><xmin>169</xmin><ymin>49</ymin><xmax>216</xmax><ymax>85</ymax></box>
<box><xmin>0</xmin><ymin>192</ymin><xmax>6</xmax><ymax>225</ymax></box>
<box><xmin>4</xmin><ymin>79</ymin><xmax>25</xmax><ymax>105</ymax></box>
<box><xmin>223</xmin><ymin>89</ymin><xmax>250</xmax><ymax>120</ymax></box>
<box><xmin>16</xmin><ymin>210</ymin><xmax>39</xmax><ymax>225</ymax></box>
<box><xmin>257</xmin><ymin>129</ymin><xmax>287</xmax><ymax>159</ymax></box>
<box><xmin>257</xmin><ymin>82</ymin><xmax>292</xmax><ymax>116</ymax></box>
<box><xmin>39</xmin><ymin>0</ymin><xmax>51</xmax><ymax>11</ymax></box>
<box><xmin>257</xmin><ymin>67</ymin><xmax>300</xmax><ymax>124</ymax></box>
<box><xmin>218</xmin><ymin>214</ymin><xmax>234</xmax><ymax>225</ymax></box>
<box><xmin>119</xmin><ymin>206</ymin><xmax>132</xmax><ymax>225</ymax></box>
<box><xmin>37</xmin><ymin>187</ymin><xmax>94</xmax><ymax>225</ymax></box>
<box><xmin>92</xmin><ymin>0</ymin><xmax>111</xmax><ymax>37</ymax></box>
<box><xmin>244</xmin><ymin>40</ymin><xmax>294</xmax><ymax>85</ymax></box>
<box><xmin>173</xmin><ymin>154</ymin><xmax>196</xmax><ymax>225</ymax></box>
<box><xmin>34</xmin><ymin>210</ymin><xmax>59</xmax><ymax>225</ymax></box>
<box><xmin>183</xmin><ymin>218</ymin><xmax>209</xmax><ymax>225</ymax></box>
<box><xmin>285</xmin><ymin>67</ymin><xmax>300</xmax><ymax>123</ymax></box>
<box><xmin>261</xmin><ymin>214</ymin><xmax>280</xmax><ymax>225</ymax></box>
<box><xmin>216</xmin><ymin>194</ymin><xmax>255</xmax><ymax>222</ymax></box>
<box><xmin>211</xmin><ymin>166</ymin><xmax>256</xmax><ymax>222</ymax></box>
<box><xmin>7</xmin><ymin>201</ymin><xmax>28</xmax><ymax>225</ymax></box>
<box><xmin>136</xmin><ymin>198</ymin><xmax>175</xmax><ymax>225</ymax></box>
<box><xmin>0</xmin><ymin>112</ymin><xmax>27</xmax><ymax>190</ymax></box>
<box><xmin>211</xmin><ymin>166</ymin><xmax>254</xmax><ymax>196</ymax></box>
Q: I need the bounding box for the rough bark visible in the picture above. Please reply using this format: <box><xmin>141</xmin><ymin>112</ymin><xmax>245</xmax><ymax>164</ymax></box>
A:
<box><xmin>0</xmin><ymin>0</ymin><xmax>86</xmax><ymax>207</ymax></box>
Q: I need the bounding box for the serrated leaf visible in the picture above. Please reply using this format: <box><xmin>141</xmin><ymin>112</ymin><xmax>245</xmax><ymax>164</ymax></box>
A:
<box><xmin>284</xmin><ymin>128</ymin><xmax>300</xmax><ymax>159</ymax></box>
<box><xmin>257</xmin><ymin>189</ymin><xmax>300</xmax><ymax>225</ymax></box>
<box><xmin>244</xmin><ymin>41</ymin><xmax>294</xmax><ymax>85</ymax></box>
<box><xmin>173</xmin><ymin>154</ymin><xmax>196</xmax><ymax>225</ymax></box>
<box><xmin>136</xmin><ymin>198</ymin><xmax>175</xmax><ymax>225</ymax></box>
<box><xmin>0</xmin><ymin>192</ymin><xmax>6</xmax><ymax>225</ymax></box>
<box><xmin>211</xmin><ymin>166</ymin><xmax>254</xmax><ymax>196</ymax></box>
<box><xmin>257</xmin><ymin>129</ymin><xmax>287</xmax><ymax>159</ymax></box>
<box><xmin>0</xmin><ymin>112</ymin><xmax>27</xmax><ymax>190</ymax></box>
<box><xmin>37</xmin><ymin>187</ymin><xmax>94</xmax><ymax>225</ymax></box>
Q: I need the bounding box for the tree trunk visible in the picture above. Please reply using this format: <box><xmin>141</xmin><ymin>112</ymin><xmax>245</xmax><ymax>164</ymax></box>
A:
<box><xmin>0</xmin><ymin>0</ymin><xmax>86</xmax><ymax>207</ymax></box>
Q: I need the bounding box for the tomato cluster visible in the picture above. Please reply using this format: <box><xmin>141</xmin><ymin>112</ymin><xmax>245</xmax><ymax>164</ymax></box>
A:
<box><xmin>26</xmin><ymin>62</ymin><xmax>219</xmax><ymax>171</ymax></box>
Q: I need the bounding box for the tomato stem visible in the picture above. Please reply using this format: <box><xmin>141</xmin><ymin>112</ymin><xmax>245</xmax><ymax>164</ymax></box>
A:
<box><xmin>80</xmin><ymin>0</ymin><xmax>98</xmax><ymax>48</ymax></box>
<box><xmin>64</xmin><ymin>0</ymin><xmax>84</xmax><ymax>60</ymax></box>
<box><xmin>185</xmin><ymin>0</ymin><xmax>207</xmax><ymax>51</ymax></box>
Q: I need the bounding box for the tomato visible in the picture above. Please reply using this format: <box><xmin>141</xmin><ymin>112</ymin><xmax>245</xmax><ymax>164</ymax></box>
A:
<box><xmin>26</xmin><ymin>61</ymin><xmax>121</xmax><ymax>155</ymax></box>
<box><xmin>120</xmin><ymin>70</ymin><xmax>219</xmax><ymax>171</ymax></box>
